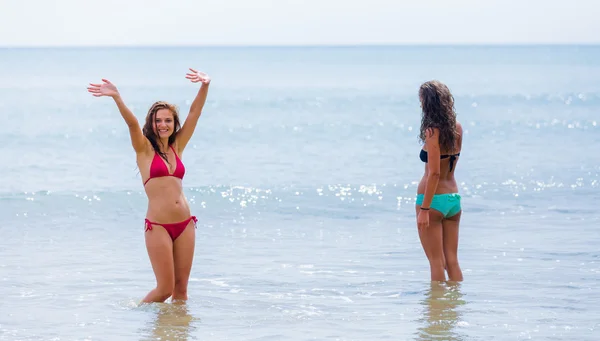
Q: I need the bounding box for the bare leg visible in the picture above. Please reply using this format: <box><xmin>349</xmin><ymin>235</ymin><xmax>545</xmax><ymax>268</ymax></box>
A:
<box><xmin>416</xmin><ymin>206</ymin><xmax>446</xmax><ymax>282</ymax></box>
<box><xmin>142</xmin><ymin>225</ymin><xmax>175</xmax><ymax>303</ymax></box>
<box><xmin>442</xmin><ymin>211</ymin><xmax>463</xmax><ymax>282</ymax></box>
<box><xmin>172</xmin><ymin>220</ymin><xmax>196</xmax><ymax>301</ymax></box>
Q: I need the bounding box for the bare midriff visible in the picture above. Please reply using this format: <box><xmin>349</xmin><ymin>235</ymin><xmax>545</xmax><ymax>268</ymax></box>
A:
<box><xmin>144</xmin><ymin>177</ymin><xmax>191</xmax><ymax>223</ymax></box>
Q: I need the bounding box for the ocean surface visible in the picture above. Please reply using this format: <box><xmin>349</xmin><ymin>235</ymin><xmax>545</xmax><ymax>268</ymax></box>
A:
<box><xmin>0</xmin><ymin>45</ymin><xmax>599</xmax><ymax>340</ymax></box>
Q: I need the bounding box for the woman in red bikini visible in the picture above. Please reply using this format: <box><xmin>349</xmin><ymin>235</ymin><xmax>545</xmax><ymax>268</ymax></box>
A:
<box><xmin>87</xmin><ymin>68</ymin><xmax>211</xmax><ymax>303</ymax></box>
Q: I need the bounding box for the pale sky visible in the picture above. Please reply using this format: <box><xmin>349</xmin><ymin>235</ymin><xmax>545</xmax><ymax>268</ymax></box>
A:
<box><xmin>0</xmin><ymin>0</ymin><xmax>598</xmax><ymax>46</ymax></box>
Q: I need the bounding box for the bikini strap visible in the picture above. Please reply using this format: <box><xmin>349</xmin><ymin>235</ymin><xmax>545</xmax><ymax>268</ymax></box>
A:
<box><xmin>170</xmin><ymin>145</ymin><xmax>179</xmax><ymax>157</ymax></box>
<box><xmin>144</xmin><ymin>219</ymin><xmax>153</xmax><ymax>232</ymax></box>
<box><xmin>449</xmin><ymin>155</ymin><xmax>457</xmax><ymax>171</ymax></box>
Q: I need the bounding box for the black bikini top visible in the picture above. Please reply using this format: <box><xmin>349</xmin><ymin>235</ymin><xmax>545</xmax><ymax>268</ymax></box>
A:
<box><xmin>420</xmin><ymin>149</ymin><xmax>461</xmax><ymax>171</ymax></box>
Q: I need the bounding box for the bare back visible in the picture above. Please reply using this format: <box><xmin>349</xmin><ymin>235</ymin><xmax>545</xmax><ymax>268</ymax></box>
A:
<box><xmin>417</xmin><ymin>122</ymin><xmax>463</xmax><ymax>194</ymax></box>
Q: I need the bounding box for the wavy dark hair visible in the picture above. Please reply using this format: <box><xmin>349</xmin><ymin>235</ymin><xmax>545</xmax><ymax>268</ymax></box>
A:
<box><xmin>142</xmin><ymin>101</ymin><xmax>181</xmax><ymax>164</ymax></box>
<box><xmin>418</xmin><ymin>80</ymin><xmax>458</xmax><ymax>152</ymax></box>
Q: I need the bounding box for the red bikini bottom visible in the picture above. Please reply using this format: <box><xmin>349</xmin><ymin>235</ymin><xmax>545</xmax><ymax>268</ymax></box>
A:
<box><xmin>144</xmin><ymin>216</ymin><xmax>197</xmax><ymax>241</ymax></box>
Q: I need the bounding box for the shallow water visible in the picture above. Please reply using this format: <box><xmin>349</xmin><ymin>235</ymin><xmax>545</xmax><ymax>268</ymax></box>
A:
<box><xmin>1</xmin><ymin>45</ymin><xmax>599</xmax><ymax>340</ymax></box>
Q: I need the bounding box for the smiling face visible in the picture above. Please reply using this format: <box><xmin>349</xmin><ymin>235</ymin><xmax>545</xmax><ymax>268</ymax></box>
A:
<box><xmin>153</xmin><ymin>108</ymin><xmax>175</xmax><ymax>138</ymax></box>
<box><xmin>142</xmin><ymin>101</ymin><xmax>182</xmax><ymax>150</ymax></box>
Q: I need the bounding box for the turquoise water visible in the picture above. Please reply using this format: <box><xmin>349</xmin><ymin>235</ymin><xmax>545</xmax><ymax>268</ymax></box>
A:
<box><xmin>1</xmin><ymin>46</ymin><xmax>599</xmax><ymax>340</ymax></box>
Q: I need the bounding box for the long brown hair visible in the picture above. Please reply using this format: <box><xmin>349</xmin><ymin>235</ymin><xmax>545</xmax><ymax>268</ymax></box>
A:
<box><xmin>418</xmin><ymin>80</ymin><xmax>458</xmax><ymax>152</ymax></box>
<box><xmin>142</xmin><ymin>101</ymin><xmax>181</xmax><ymax>164</ymax></box>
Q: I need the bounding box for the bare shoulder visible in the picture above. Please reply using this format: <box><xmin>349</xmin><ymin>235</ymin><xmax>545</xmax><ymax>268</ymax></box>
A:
<box><xmin>456</xmin><ymin>121</ymin><xmax>463</xmax><ymax>134</ymax></box>
<box><xmin>426</xmin><ymin>127</ymin><xmax>440</xmax><ymax>137</ymax></box>
<box><xmin>172</xmin><ymin>141</ymin><xmax>184</xmax><ymax>158</ymax></box>
<box><xmin>136</xmin><ymin>137</ymin><xmax>154</xmax><ymax>158</ymax></box>
<box><xmin>424</xmin><ymin>127</ymin><xmax>441</xmax><ymax>153</ymax></box>
<box><xmin>455</xmin><ymin>121</ymin><xmax>463</xmax><ymax>151</ymax></box>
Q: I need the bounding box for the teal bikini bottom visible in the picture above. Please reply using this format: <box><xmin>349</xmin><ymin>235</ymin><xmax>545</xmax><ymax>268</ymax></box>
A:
<box><xmin>416</xmin><ymin>193</ymin><xmax>462</xmax><ymax>218</ymax></box>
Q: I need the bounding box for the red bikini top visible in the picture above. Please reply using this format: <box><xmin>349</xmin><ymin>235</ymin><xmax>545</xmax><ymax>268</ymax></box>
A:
<box><xmin>143</xmin><ymin>146</ymin><xmax>186</xmax><ymax>186</ymax></box>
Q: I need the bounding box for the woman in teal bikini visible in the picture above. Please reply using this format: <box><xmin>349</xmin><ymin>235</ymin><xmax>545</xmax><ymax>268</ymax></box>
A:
<box><xmin>415</xmin><ymin>80</ymin><xmax>464</xmax><ymax>282</ymax></box>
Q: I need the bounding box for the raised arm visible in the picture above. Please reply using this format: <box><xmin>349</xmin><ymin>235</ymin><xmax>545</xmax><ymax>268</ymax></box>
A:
<box><xmin>87</xmin><ymin>79</ymin><xmax>148</xmax><ymax>154</ymax></box>
<box><xmin>176</xmin><ymin>68</ymin><xmax>211</xmax><ymax>154</ymax></box>
<box><xmin>418</xmin><ymin>128</ymin><xmax>441</xmax><ymax>231</ymax></box>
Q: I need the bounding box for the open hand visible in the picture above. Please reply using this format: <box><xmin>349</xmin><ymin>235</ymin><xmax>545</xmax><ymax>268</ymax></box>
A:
<box><xmin>87</xmin><ymin>79</ymin><xmax>119</xmax><ymax>98</ymax></box>
<box><xmin>185</xmin><ymin>68</ymin><xmax>210</xmax><ymax>85</ymax></box>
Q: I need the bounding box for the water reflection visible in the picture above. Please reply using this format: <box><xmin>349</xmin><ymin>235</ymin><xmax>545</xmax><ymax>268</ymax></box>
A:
<box><xmin>140</xmin><ymin>302</ymin><xmax>198</xmax><ymax>341</ymax></box>
<box><xmin>415</xmin><ymin>282</ymin><xmax>466</xmax><ymax>341</ymax></box>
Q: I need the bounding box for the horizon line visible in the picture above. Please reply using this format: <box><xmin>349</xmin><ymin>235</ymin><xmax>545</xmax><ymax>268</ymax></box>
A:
<box><xmin>1</xmin><ymin>42</ymin><xmax>599</xmax><ymax>49</ymax></box>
